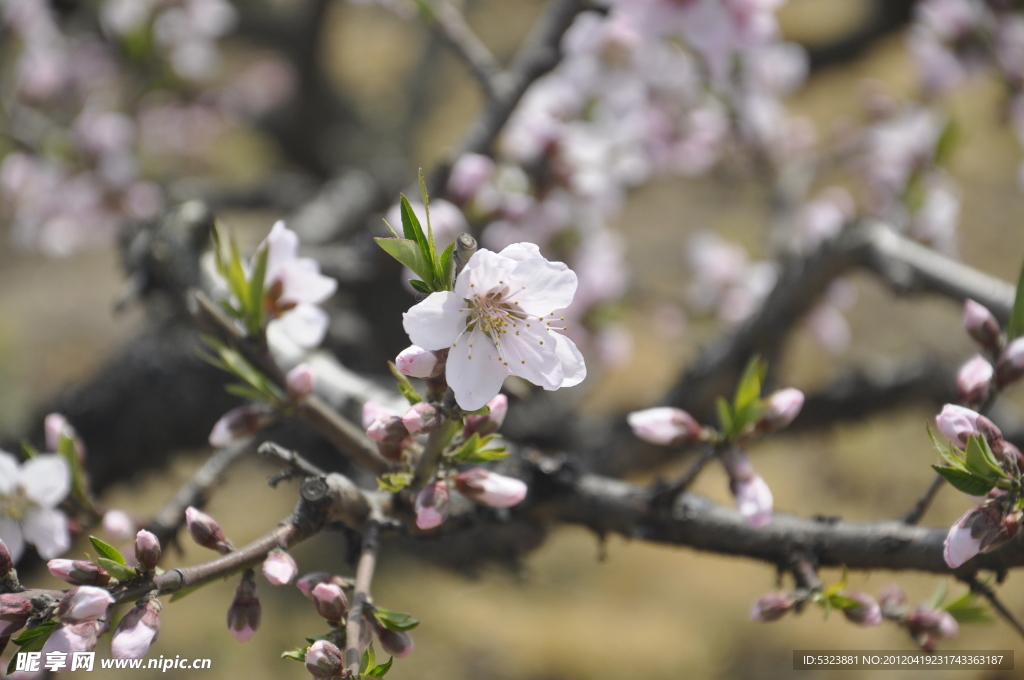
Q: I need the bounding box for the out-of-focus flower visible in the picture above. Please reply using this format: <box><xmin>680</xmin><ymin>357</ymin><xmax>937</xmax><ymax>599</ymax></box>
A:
<box><xmin>963</xmin><ymin>300</ymin><xmax>1000</xmax><ymax>349</ymax></box>
<box><xmin>185</xmin><ymin>507</ymin><xmax>231</xmax><ymax>553</ymax></box>
<box><xmin>463</xmin><ymin>394</ymin><xmax>509</xmax><ymax>437</ymax></box>
<box><xmin>403</xmin><ymin>243</ymin><xmax>586</xmax><ymax>411</ymax></box>
<box><xmin>749</xmin><ymin>592</ymin><xmax>794</xmax><ymax>622</ymax></box>
<box><xmin>453</xmin><ymin>469</ymin><xmax>528</xmax><ymax>508</ymax></box>
<box><xmin>956</xmin><ymin>355</ymin><xmax>993</xmax><ymax>406</ymax></box>
<box><xmin>57</xmin><ymin>586</ymin><xmax>114</xmax><ymax>623</ymax></box>
<box><xmin>226</xmin><ymin>571</ymin><xmax>260</xmax><ymax>643</ymax></box>
<box><xmin>207</xmin><ymin>404</ymin><xmax>275</xmax><ymax>448</ymax></box>
<box><xmin>111</xmin><ymin>599</ymin><xmax>161</xmax><ymax>659</ymax></box>
<box><xmin>0</xmin><ymin>451</ymin><xmax>71</xmax><ymax>562</ymax></box>
<box><xmin>285</xmin><ymin>363</ymin><xmax>316</xmax><ymax>399</ymax></box>
<box><xmin>102</xmin><ymin>510</ymin><xmax>137</xmax><ymax>543</ymax></box>
<box><xmin>627</xmin><ymin>407</ymin><xmax>705</xmax><ymax>447</ymax></box>
<box><xmin>842</xmin><ymin>592</ymin><xmax>883</xmax><ymax>626</ymax></box>
<box><xmin>721</xmin><ymin>447</ymin><xmax>773</xmax><ymax>528</ymax></box>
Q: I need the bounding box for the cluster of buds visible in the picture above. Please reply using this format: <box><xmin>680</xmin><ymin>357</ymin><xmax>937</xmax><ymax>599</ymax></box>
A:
<box><xmin>879</xmin><ymin>585</ymin><xmax>959</xmax><ymax>651</ymax></box>
<box><xmin>933</xmin><ymin>405</ymin><xmax>1024</xmax><ymax>568</ymax></box>
<box><xmin>38</xmin><ymin>586</ymin><xmax>116</xmax><ymax>657</ymax></box>
<box><xmin>413</xmin><ymin>468</ymin><xmax>528</xmax><ymax>531</ymax></box>
<box><xmin>750</xmin><ymin>588</ymin><xmax>881</xmax><ymax>626</ymax></box>
<box><xmin>956</xmin><ymin>299</ymin><xmax>1024</xmax><ymax>405</ymax></box>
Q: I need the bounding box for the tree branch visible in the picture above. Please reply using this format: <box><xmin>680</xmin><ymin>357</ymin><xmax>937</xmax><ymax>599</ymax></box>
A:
<box><xmin>343</xmin><ymin>522</ymin><xmax>381</xmax><ymax>675</ymax></box>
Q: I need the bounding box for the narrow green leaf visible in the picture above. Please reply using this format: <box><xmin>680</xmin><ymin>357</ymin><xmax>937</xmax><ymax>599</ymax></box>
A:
<box><xmin>375</xmin><ymin>237</ymin><xmax>434</xmax><ymax>284</ymax></box>
<box><xmin>931</xmin><ymin>465</ymin><xmax>996</xmax><ymax>496</ymax></box>
<box><xmin>373</xmin><ymin>608</ymin><xmax>420</xmax><ymax>632</ymax></box>
<box><xmin>828</xmin><ymin>594</ymin><xmax>860</xmax><ymax>610</ymax></box>
<box><xmin>361</xmin><ymin>643</ymin><xmax>375</xmax><ymax>673</ymax></box>
<box><xmin>437</xmin><ymin>240</ymin><xmax>455</xmax><ymax>291</ymax></box>
<box><xmin>281</xmin><ymin>647</ymin><xmax>309</xmax><ymax>662</ymax></box>
<box><xmin>387</xmin><ymin>361</ymin><xmax>423</xmax><ymax>405</ymax></box>
<box><xmin>89</xmin><ymin>535</ymin><xmax>126</xmax><ymax>565</ymax></box>
<box><xmin>409</xmin><ymin>279</ymin><xmax>432</xmax><ymax>295</ymax></box>
<box><xmin>94</xmin><ymin>557</ymin><xmax>136</xmax><ymax>581</ymax></box>
<box><xmin>57</xmin><ymin>434</ymin><xmax>91</xmax><ymax>509</ymax></box>
<box><xmin>716</xmin><ymin>397</ymin><xmax>733</xmax><ymax>439</ymax></box>
<box><xmin>733</xmin><ymin>355</ymin><xmax>767</xmax><ymax>412</ymax></box>
<box><xmin>367</xmin><ymin>656</ymin><xmax>394</xmax><ymax>677</ymax></box>
<box><xmin>248</xmin><ymin>244</ymin><xmax>269</xmax><ymax>334</ymax></box>
<box><xmin>399</xmin><ymin>195</ymin><xmax>428</xmax><ymax>253</ymax></box>
<box><xmin>8</xmin><ymin>622</ymin><xmax>58</xmax><ymax>672</ymax></box>
<box><xmin>964</xmin><ymin>435</ymin><xmax>1004</xmax><ymax>480</ymax></box>
<box><xmin>1008</xmin><ymin>257</ymin><xmax>1024</xmax><ymax>340</ymax></box>
<box><xmin>930</xmin><ymin>581</ymin><xmax>949</xmax><ymax>609</ymax></box>
<box><xmin>225</xmin><ymin>383</ymin><xmax>274</xmax><ymax>403</ymax></box>
<box><xmin>21</xmin><ymin>441</ymin><xmax>40</xmax><ymax>459</ymax></box>
<box><xmin>226</xmin><ymin>236</ymin><xmax>250</xmax><ymax>309</ymax></box>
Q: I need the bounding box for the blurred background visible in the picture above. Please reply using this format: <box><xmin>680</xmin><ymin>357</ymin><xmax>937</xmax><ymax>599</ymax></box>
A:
<box><xmin>2</xmin><ymin>0</ymin><xmax>1024</xmax><ymax>678</ymax></box>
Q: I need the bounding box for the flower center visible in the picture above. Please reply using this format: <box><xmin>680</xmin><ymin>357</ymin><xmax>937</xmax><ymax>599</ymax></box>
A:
<box><xmin>464</xmin><ymin>285</ymin><xmax>527</xmax><ymax>342</ymax></box>
<box><xmin>0</xmin><ymin>486</ymin><xmax>30</xmax><ymax>522</ymax></box>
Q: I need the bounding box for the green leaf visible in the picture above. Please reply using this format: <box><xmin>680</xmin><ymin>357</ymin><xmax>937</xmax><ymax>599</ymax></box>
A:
<box><xmin>934</xmin><ymin>116</ymin><xmax>959</xmax><ymax>166</ymax></box>
<box><xmin>281</xmin><ymin>646</ymin><xmax>309</xmax><ymax>662</ymax></box>
<box><xmin>716</xmin><ymin>397</ymin><xmax>733</xmax><ymax>438</ymax></box>
<box><xmin>361</xmin><ymin>643</ymin><xmax>375</xmax><ymax>673</ymax></box>
<box><xmin>399</xmin><ymin>195</ymin><xmax>428</xmax><ymax>254</ymax></box>
<box><xmin>828</xmin><ymin>594</ymin><xmax>860</xmax><ymax>610</ymax></box>
<box><xmin>927</xmin><ymin>424</ymin><xmax>967</xmax><ymax>470</ymax></box>
<box><xmin>1008</xmin><ymin>257</ymin><xmax>1024</xmax><ymax>341</ymax></box>
<box><xmin>375</xmin><ymin>237</ymin><xmax>435</xmax><ymax>284</ymax></box>
<box><xmin>730</xmin><ymin>401</ymin><xmax>766</xmax><ymax>437</ymax></box>
<box><xmin>89</xmin><ymin>535</ymin><xmax>126</xmax><ymax>565</ymax></box>
<box><xmin>931</xmin><ymin>465</ymin><xmax>995</xmax><ymax>496</ymax></box>
<box><xmin>367</xmin><ymin>656</ymin><xmax>394</xmax><ymax>677</ymax></box>
<box><xmin>247</xmin><ymin>243</ymin><xmax>269</xmax><ymax>334</ymax></box>
<box><xmin>823</xmin><ymin>567</ymin><xmax>849</xmax><ymax>598</ymax></box>
<box><xmin>21</xmin><ymin>441</ymin><xmax>39</xmax><ymax>459</ymax></box>
<box><xmin>409</xmin><ymin>279</ymin><xmax>432</xmax><ymax>295</ymax></box>
<box><xmin>387</xmin><ymin>361</ymin><xmax>423</xmax><ymax>405</ymax></box>
<box><xmin>963</xmin><ymin>435</ymin><xmax>1004</xmax><ymax>480</ymax></box>
<box><xmin>437</xmin><ymin>241</ymin><xmax>456</xmax><ymax>291</ymax></box>
<box><xmin>733</xmin><ymin>356</ymin><xmax>767</xmax><ymax>413</ymax></box>
<box><xmin>58</xmin><ymin>433</ymin><xmax>91</xmax><ymax>509</ymax></box>
<box><xmin>8</xmin><ymin>622</ymin><xmax>59</xmax><ymax>672</ymax></box>
<box><xmin>930</xmin><ymin>581</ymin><xmax>949</xmax><ymax>609</ymax></box>
<box><xmin>94</xmin><ymin>557</ymin><xmax>137</xmax><ymax>581</ymax></box>
<box><xmin>225</xmin><ymin>383</ymin><xmax>275</xmax><ymax>403</ymax></box>
<box><xmin>373</xmin><ymin>608</ymin><xmax>419</xmax><ymax>632</ymax></box>
<box><xmin>942</xmin><ymin>588</ymin><xmax>992</xmax><ymax>623</ymax></box>
<box><xmin>377</xmin><ymin>472</ymin><xmax>413</xmax><ymax>493</ymax></box>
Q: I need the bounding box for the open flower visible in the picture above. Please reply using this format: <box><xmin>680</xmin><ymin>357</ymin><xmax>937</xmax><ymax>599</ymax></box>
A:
<box><xmin>403</xmin><ymin>243</ymin><xmax>586</xmax><ymax>410</ymax></box>
<box><xmin>0</xmin><ymin>450</ymin><xmax>71</xmax><ymax>562</ymax></box>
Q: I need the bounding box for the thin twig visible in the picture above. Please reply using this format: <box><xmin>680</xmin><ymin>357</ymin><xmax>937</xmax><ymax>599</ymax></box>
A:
<box><xmin>963</xmin><ymin>575</ymin><xmax>1024</xmax><ymax>641</ymax></box>
<box><xmin>344</xmin><ymin>522</ymin><xmax>382</xmax><ymax>675</ymax></box>
<box><xmin>147</xmin><ymin>439</ymin><xmax>254</xmax><ymax>546</ymax></box>
<box><xmin>901</xmin><ymin>474</ymin><xmax>947</xmax><ymax>525</ymax></box>
<box><xmin>426</xmin><ymin>0</ymin><xmax>503</xmax><ymax>97</ymax></box>
<box><xmin>259</xmin><ymin>441</ymin><xmax>325</xmax><ymax>486</ymax></box>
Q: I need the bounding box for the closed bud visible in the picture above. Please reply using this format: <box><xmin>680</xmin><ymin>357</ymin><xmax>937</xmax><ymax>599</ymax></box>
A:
<box><xmin>111</xmin><ymin>598</ymin><xmax>161</xmax><ymax>659</ymax></box>
<box><xmin>757</xmin><ymin>388</ymin><xmax>804</xmax><ymax>433</ymax></box>
<box><xmin>296</xmin><ymin>572</ymin><xmax>332</xmax><ymax>599</ymax></box>
<box><xmin>312</xmin><ymin>582</ymin><xmax>348</xmax><ymax>623</ymax></box>
<box><xmin>48</xmin><ymin>559</ymin><xmax>111</xmax><ymax>586</ymax></box>
<box><xmin>305</xmin><ymin>639</ymin><xmax>345</xmax><ymax>679</ymax></box>
<box><xmin>262</xmin><ymin>548</ymin><xmax>298</xmax><ymax>586</ymax></box>
<box><xmin>45</xmin><ymin>412</ymin><xmax>85</xmax><ymax>459</ymax></box>
<box><xmin>964</xmin><ymin>300</ymin><xmax>1000</xmax><ymax>349</ymax></box>
<box><xmin>0</xmin><ymin>594</ymin><xmax>32</xmax><ymax>637</ymax></box>
<box><xmin>373</xmin><ymin>620</ymin><xmax>415</xmax><ymax>658</ymax></box>
<box><xmin>395</xmin><ymin>345</ymin><xmax>443</xmax><ymax>379</ymax></box>
<box><xmin>403</xmin><ymin>403</ymin><xmax>442</xmax><ymax>435</ymax></box>
<box><xmin>841</xmin><ymin>592</ymin><xmax>883</xmax><ymax>626</ymax></box>
<box><xmin>185</xmin><ymin>507</ymin><xmax>232</xmax><ymax>554</ymax></box>
<box><xmin>464</xmin><ymin>394</ymin><xmax>508</xmax><ymax>437</ymax></box>
<box><xmin>366</xmin><ymin>415</ymin><xmax>409</xmax><ymax>443</ymax></box>
<box><xmin>135</xmin><ymin>530</ymin><xmax>162</xmax><ymax>571</ymax></box>
<box><xmin>227</xmin><ymin>571</ymin><xmax>260</xmax><ymax>643</ymax></box>
<box><xmin>749</xmin><ymin>592</ymin><xmax>794</xmax><ymax>622</ymax></box>
<box><xmin>0</xmin><ymin>539</ymin><xmax>13</xmax><ymax>577</ymax></box>
<box><xmin>943</xmin><ymin>503</ymin><xmax>1021</xmax><ymax>568</ymax></box>
<box><xmin>956</xmin><ymin>355</ymin><xmax>993</xmax><ymax>406</ymax></box>
<box><xmin>627</xmin><ymin>407</ymin><xmax>706</xmax><ymax>447</ymax></box>
<box><xmin>453</xmin><ymin>469</ymin><xmax>527</xmax><ymax>508</ymax></box>
<box><xmin>996</xmin><ymin>337</ymin><xmax>1024</xmax><ymax>386</ymax></box>
<box><xmin>934</xmin><ymin>404</ymin><xmax>982</xmax><ymax>447</ymax></box>
<box><xmin>103</xmin><ymin>509</ymin><xmax>137</xmax><ymax>542</ymax></box>
<box><xmin>414</xmin><ymin>481</ymin><xmax>450</xmax><ymax>530</ymax></box>
<box><xmin>58</xmin><ymin>586</ymin><xmax>115</xmax><ymax>623</ymax></box>
<box><xmin>208</xmin><ymin>404</ymin><xmax>274</xmax><ymax>447</ymax></box>
<box><xmin>362</xmin><ymin>401</ymin><xmax>400</xmax><ymax>430</ymax></box>
<box><xmin>878</xmin><ymin>584</ymin><xmax>907</xmax><ymax>617</ymax></box>
<box><xmin>42</xmin><ymin>620</ymin><xmax>107</xmax><ymax>655</ymax></box>
<box><xmin>285</xmin><ymin>363</ymin><xmax>316</xmax><ymax>399</ymax></box>
<box><xmin>906</xmin><ymin>606</ymin><xmax>958</xmax><ymax>645</ymax></box>
<box><xmin>721</xmin><ymin>448</ymin><xmax>772</xmax><ymax>529</ymax></box>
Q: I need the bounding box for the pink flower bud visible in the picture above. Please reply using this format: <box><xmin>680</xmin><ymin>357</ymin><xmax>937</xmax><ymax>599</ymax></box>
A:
<box><xmin>749</xmin><ymin>592</ymin><xmax>794</xmax><ymax>622</ymax></box>
<box><xmin>464</xmin><ymin>394</ymin><xmax>508</xmax><ymax>437</ymax></box>
<box><xmin>48</xmin><ymin>559</ymin><xmax>111</xmax><ymax>586</ymax></box>
<box><xmin>943</xmin><ymin>519</ymin><xmax>983</xmax><ymax>569</ymax></box>
<box><xmin>964</xmin><ymin>300</ymin><xmax>1000</xmax><ymax>349</ymax></box>
<box><xmin>305</xmin><ymin>639</ymin><xmax>345</xmax><ymax>679</ymax></box>
<box><xmin>996</xmin><ymin>337</ymin><xmax>1024</xmax><ymax>386</ymax></box>
<box><xmin>362</xmin><ymin>401</ymin><xmax>400</xmax><ymax>430</ymax></box>
<box><xmin>878</xmin><ymin>584</ymin><xmax>906</xmax><ymax>615</ymax></box>
<box><xmin>135</xmin><ymin>530</ymin><xmax>162</xmax><ymax>571</ymax></box>
<box><xmin>374</xmin><ymin>622</ymin><xmax>414</xmax><ymax>658</ymax></box>
<box><xmin>262</xmin><ymin>548</ymin><xmax>298</xmax><ymax>586</ymax></box>
<box><xmin>296</xmin><ymin>572</ymin><xmax>332</xmax><ymax>599</ymax></box>
<box><xmin>42</xmin><ymin>620</ymin><xmax>107</xmax><ymax>655</ymax></box>
<box><xmin>366</xmin><ymin>415</ymin><xmax>409</xmax><ymax>443</ymax></box>
<box><xmin>311</xmin><ymin>582</ymin><xmax>348</xmax><ymax>623</ymax></box>
<box><xmin>403</xmin><ymin>402</ymin><xmax>442</xmax><ymax>435</ymax></box>
<box><xmin>447</xmin><ymin>153</ymin><xmax>494</xmax><ymax>202</ymax></box>
<box><xmin>956</xmin><ymin>355</ymin><xmax>993</xmax><ymax>406</ymax></box>
<box><xmin>111</xmin><ymin>599</ymin><xmax>161</xmax><ymax>659</ymax></box>
<box><xmin>453</xmin><ymin>469</ymin><xmax>527</xmax><ymax>508</ymax></box>
<box><xmin>44</xmin><ymin>413</ymin><xmax>84</xmax><ymax>458</ymax></box>
<box><xmin>627</xmin><ymin>407</ymin><xmax>705</xmax><ymax>447</ymax></box>
<box><xmin>415</xmin><ymin>481</ymin><xmax>450</xmax><ymax>530</ymax></box>
<box><xmin>841</xmin><ymin>592</ymin><xmax>883</xmax><ymax>626</ymax></box>
<box><xmin>906</xmin><ymin>606</ymin><xmax>958</xmax><ymax>646</ymax></box>
<box><xmin>935</xmin><ymin>404</ymin><xmax>981</xmax><ymax>446</ymax></box>
<box><xmin>57</xmin><ymin>586</ymin><xmax>115</xmax><ymax>623</ymax></box>
<box><xmin>395</xmin><ymin>345</ymin><xmax>443</xmax><ymax>379</ymax></box>
<box><xmin>0</xmin><ymin>594</ymin><xmax>32</xmax><ymax>637</ymax></box>
<box><xmin>185</xmin><ymin>507</ymin><xmax>231</xmax><ymax>553</ymax></box>
<box><xmin>732</xmin><ymin>474</ymin><xmax>773</xmax><ymax>529</ymax></box>
<box><xmin>0</xmin><ymin>539</ymin><xmax>14</xmax><ymax>577</ymax></box>
<box><xmin>285</xmin><ymin>363</ymin><xmax>316</xmax><ymax>399</ymax></box>
<box><xmin>227</xmin><ymin>572</ymin><xmax>260</xmax><ymax>643</ymax></box>
<box><xmin>208</xmin><ymin>404</ymin><xmax>274</xmax><ymax>447</ymax></box>
<box><xmin>103</xmin><ymin>509</ymin><xmax>137</xmax><ymax>542</ymax></box>
<box><xmin>757</xmin><ymin>388</ymin><xmax>804</xmax><ymax>432</ymax></box>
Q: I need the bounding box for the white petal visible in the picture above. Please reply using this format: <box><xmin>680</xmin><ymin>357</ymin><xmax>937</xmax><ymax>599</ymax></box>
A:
<box><xmin>453</xmin><ymin>249</ymin><xmax>516</xmax><ymax>298</ymax></box>
<box><xmin>552</xmin><ymin>332</ymin><xmax>586</xmax><ymax>387</ymax></box>
<box><xmin>262</xmin><ymin>220</ymin><xmax>298</xmax><ymax>283</ymax></box>
<box><xmin>498</xmin><ymin>242</ymin><xmax>542</xmax><ymax>261</ymax></box>
<box><xmin>501</xmin><ymin>323</ymin><xmax>564</xmax><ymax>390</ymax></box>
<box><xmin>273</xmin><ymin>304</ymin><xmax>329</xmax><ymax>348</ymax></box>
<box><xmin>0</xmin><ymin>451</ymin><xmax>21</xmax><ymax>495</ymax></box>
<box><xmin>447</xmin><ymin>326</ymin><xmax>508</xmax><ymax>411</ymax></box>
<box><xmin>403</xmin><ymin>292</ymin><xmax>466</xmax><ymax>350</ymax></box>
<box><xmin>21</xmin><ymin>455</ymin><xmax>70</xmax><ymax>507</ymax></box>
<box><xmin>278</xmin><ymin>259</ymin><xmax>337</xmax><ymax>306</ymax></box>
<box><xmin>0</xmin><ymin>517</ymin><xmax>26</xmax><ymax>563</ymax></box>
<box><xmin>507</xmin><ymin>253</ymin><xmax>577</xmax><ymax>316</ymax></box>
<box><xmin>22</xmin><ymin>506</ymin><xmax>71</xmax><ymax>559</ymax></box>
